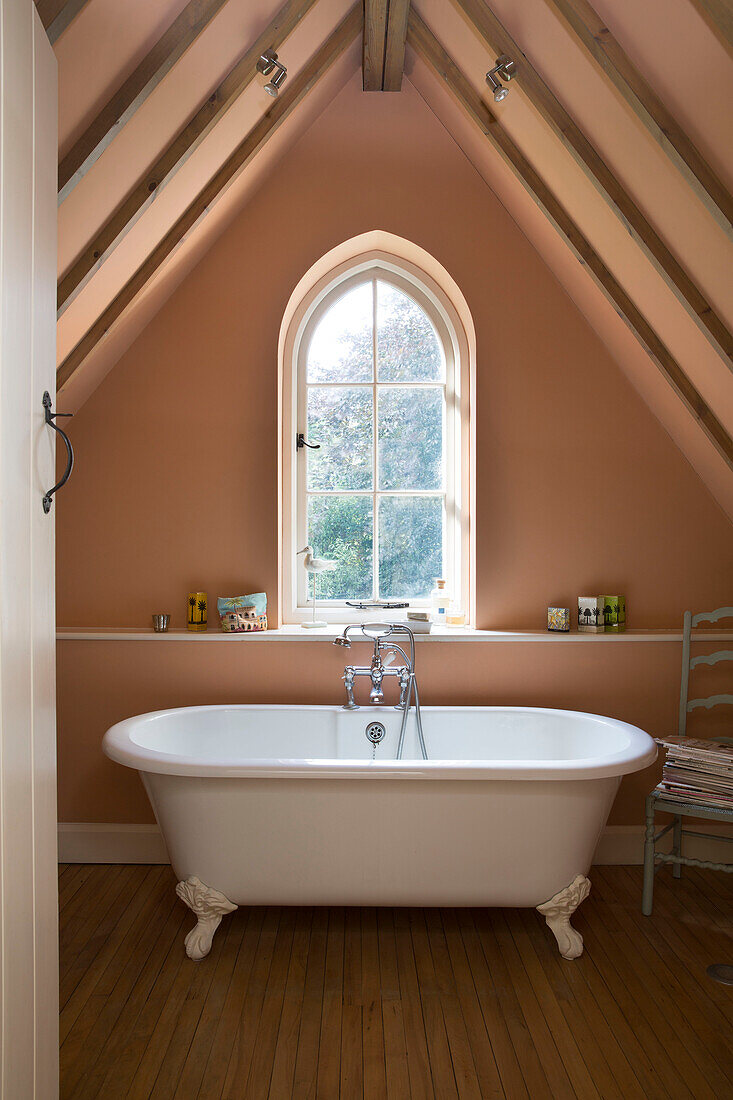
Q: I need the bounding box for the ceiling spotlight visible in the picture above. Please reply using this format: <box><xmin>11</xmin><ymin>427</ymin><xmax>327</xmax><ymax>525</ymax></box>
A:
<box><xmin>257</xmin><ymin>49</ymin><xmax>287</xmax><ymax>97</ymax></box>
<box><xmin>486</xmin><ymin>54</ymin><xmax>516</xmax><ymax>103</ymax></box>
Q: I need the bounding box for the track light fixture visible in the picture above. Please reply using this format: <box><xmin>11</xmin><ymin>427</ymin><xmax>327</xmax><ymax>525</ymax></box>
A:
<box><xmin>485</xmin><ymin>54</ymin><xmax>516</xmax><ymax>102</ymax></box>
<box><xmin>256</xmin><ymin>49</ymin><xmax>288</xmax><ymax>97</ymax></box>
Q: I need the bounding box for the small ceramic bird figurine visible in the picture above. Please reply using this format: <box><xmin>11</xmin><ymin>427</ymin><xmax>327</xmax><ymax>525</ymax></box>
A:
<box><xmin>297</xmin><ymin>545</ymin><xmax>337</xmax><ymax>573</ymax></box>
<box><xmin>297</xmin><ymin>545</ymin><xmax>337</xmax><ymax>628</ymax></box>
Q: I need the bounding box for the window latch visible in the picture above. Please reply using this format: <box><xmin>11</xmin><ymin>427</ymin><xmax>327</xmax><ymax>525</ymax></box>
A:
<box><xmin>296</xmin><ymin>433</ymin><xmax>320</xmax><ymax>450</ymax></box>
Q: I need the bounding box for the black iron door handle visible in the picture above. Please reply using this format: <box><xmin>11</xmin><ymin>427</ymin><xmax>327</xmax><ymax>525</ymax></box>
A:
<box><xmin>42</xmin><ymin>391</ymin><xmax>74</xmax><ymax>513</ymax></box>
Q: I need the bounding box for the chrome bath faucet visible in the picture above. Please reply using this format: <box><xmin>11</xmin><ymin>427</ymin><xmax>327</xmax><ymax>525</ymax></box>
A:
<box><xmin>333</xmin><ymin>623</ymin><xmax>427</xmax><ymax>759</ymax></box>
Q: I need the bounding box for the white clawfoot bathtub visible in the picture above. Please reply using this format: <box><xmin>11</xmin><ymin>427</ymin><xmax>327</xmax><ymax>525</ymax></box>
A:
<box><xmin>103</xmin><ymin>705</ymin><xmax>656</xmax><ymax>960</ymax></box>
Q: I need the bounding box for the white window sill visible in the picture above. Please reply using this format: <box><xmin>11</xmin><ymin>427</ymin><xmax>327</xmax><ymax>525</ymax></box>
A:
<box><xmin>55</xmin><ymin>626</ymin><xmax>733</xmax><ymax>642</ymax></box>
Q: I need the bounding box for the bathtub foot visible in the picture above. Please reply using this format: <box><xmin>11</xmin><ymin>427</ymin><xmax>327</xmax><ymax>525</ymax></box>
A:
<box><xmin>175</xmin><ymin>876</ymin><xmax>237</xmax><ymax>960</ymax></box>
<box><xmin>537</xmin><ymin>874</ymin><xmax>591</xmax><ymax>960</ymax></box>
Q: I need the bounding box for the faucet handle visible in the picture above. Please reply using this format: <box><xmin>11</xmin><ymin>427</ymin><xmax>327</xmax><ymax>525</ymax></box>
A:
<box><xmin>342</xmin><ymin>666</ymin><xmax>360</xmax><ymax>710</ymax></box>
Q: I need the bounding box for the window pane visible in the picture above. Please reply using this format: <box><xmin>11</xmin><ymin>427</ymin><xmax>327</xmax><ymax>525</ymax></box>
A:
<box><xmin>308</xmin><ymin>495</ymin><xmax>373</xmax><ymax>600</ymax></box>
<box><xmin>307</xmin><ymin>387</ymin><xmax>372</xmax><ymax>491</ymax></box>
<box><xmin>378</xmin><ymin>386</ymin><xmax>443</xmax><ymax>490</ymax></box>
<box><xmin>377</xmin><ymin>282</ymin><xmax>444</xmax><ymax>382</ymax></box>
<box><xmin>378</xmin><ymin>496</ymin><xmax>443</xmax><ymax>599</ymax></box>
<box><xmin>307</xmin><ymin>283</ymin><xmax>373</xmax><ymax>382</ymax></box>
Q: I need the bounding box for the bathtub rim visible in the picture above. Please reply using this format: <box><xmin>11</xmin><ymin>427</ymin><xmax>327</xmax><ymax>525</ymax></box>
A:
<box><xmin>102</xmin><ymin>704</ymin><xmax>657</xmax><ymax>781</ymax></box>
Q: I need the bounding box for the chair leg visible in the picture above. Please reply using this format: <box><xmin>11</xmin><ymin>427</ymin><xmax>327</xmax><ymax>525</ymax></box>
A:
<box><xmin>672</xmin><ymin>815</ymin><xmax>682</xmax><ymax>879</ymax></box>
<box><xmin>642</xmin><ymin>795</ymin><xmax>656</xmax><ymax>916</ymax></box>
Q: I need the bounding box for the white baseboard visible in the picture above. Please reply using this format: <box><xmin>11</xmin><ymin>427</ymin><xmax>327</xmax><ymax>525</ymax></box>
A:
<box><xmin>58</xmin><ymin>822</ymin><xmax>169</xmax><ymax>864</ymax></box>
<box><xmin>57</xmin><ymin>821</ymin><xmax>732</xmax><ymax>867</ymax></box>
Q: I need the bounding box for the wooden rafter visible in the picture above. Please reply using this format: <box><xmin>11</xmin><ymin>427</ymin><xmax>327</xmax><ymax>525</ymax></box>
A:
<box><xmin>57</xmin><ymin>5</ymin><xmax>362</xmax><ymax>391</ymax></box>
<box><xmin>58</xmin><ymin>0</ymin><xmax>229</xmax><ymax>201</ymax></box>
<box><xmin>543</xmin><ymin>0</ymin><xmax>733</xmax><ymax>237</ymax></box>
<box><xmin>455</xmin><ymin>0</ymin><xmax>733</xmax><ymax>369</ymax></box>
<box><xmin>35</xmin><ymin>0</ymin><xmax>90</xmax><ymax>44</ymax></box>
<box><xmin>407</xmin><ymin>9</ymin><xmax>733</xmax><ymax>470</ymax></box>
<box><xmin>686</xmin><ymin>0</ymin><xmax>733</xmax><ymax>58</ymax></box>
<box><xmin>384</xmin><ymin>0</ymin><xmax>410</xmax><ymax>90</ymax></box>
<box><xmin>363</xmin><ymin>0</ymin><xmax>388</xmax><ymax>89</ymax></box>
<box><xmin>363</xmin><ymin>0</ymin><xmax>410</xmax><ymax>90</ymax></box>
<box><xmin>57</xmin><ymin>0</ymin><xmax>319</xmax><ymax>315</ymax></box>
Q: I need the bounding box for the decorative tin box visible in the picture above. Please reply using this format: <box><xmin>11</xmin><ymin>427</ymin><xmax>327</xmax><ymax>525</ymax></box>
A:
<box><xmin>601</xmin><ymin>595</ymin><xmax>620</xmax><ymax>632</ymax></box>
<box><xmin>217</xmin><ymin>593</ymin><xmax>268</xmax><ymax>632</ymax></box>
<box><xmin>221</xmin><ymin>608</ymin><xmax>268</xmax><ymax>633</ymax></box>
<box><xmin>578</xmin><ymin>596</ymin><xmax>603</xmax><ymax>633</ymax></box>
<box><xmin>617</xmin><ymin>594</ymin><xmax>626</xmax><ymax>632</ymax></box>
<box><xmin>547</xmin><ymin>607</ymin><xmax>570</xmax><ymax>632</ymax></box>
<box><xmin>187</xmin><ymin>591</ymin><xmax>207</xmax><ymax>632</ymax></box>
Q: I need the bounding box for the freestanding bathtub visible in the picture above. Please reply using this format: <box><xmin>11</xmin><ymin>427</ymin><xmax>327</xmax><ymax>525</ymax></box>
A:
<box><xmin>103</xmin><ymin>704</ymin><xmax>656</xmax><ymax>960</ymax></box>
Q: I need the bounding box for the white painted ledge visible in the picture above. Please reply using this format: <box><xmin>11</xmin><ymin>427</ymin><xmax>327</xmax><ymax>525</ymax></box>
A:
<box><xmin>58</xmin><ymin>821</ymin><xmax>733</xmax><ymax>865</ymax></box>
<box><xmin>56</xmin><ymin>626</ymin><xmax>733</xmax><ymax>643</ymax></box>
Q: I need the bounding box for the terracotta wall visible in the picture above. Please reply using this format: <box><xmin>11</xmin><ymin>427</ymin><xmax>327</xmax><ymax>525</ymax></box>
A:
<box><xmin>57</xmin><ymin>637</ymin><xmax>732</xmax><ymax>827</ymax></box>
<box><xmin>56</xmin><ymin>75</ymin><xmax>732</xmax><ymax>825</ymax></box>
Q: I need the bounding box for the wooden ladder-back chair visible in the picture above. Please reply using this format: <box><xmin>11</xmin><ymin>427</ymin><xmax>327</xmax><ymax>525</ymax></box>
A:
<box><xmin>642</xmin><ymin>607</ymin><xmax>733</xmax><ymax>915</ymax></box>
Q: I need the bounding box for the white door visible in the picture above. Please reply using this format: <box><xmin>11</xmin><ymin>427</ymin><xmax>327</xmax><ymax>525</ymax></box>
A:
<box><xmin>0</xmin><ymin>2</ymin><xmax>58</xmax><ymax>1096</ymax></box>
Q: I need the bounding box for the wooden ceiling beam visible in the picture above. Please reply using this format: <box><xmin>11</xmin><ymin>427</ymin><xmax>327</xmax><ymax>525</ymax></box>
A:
<box><xmin>364</xmin><ymin>1</ymin><xmax>409</xmax><ymax>90</ymax></box>
<box><xmin>383</xmin><ymin>0</ymin><xmax>410</xmax><ymax>90</ymax></box>
<box><xmin>57</xmin><ymin>5</ymin><xmax>362</xmax><ymax>392</ymax></box>
<box><xmin>363</xmin><ymin>0</ymin><xmax>388</xmax><ymax>89</ymax></box>
<box><xmin>455</xmin><ymin>0</ymin><xmax>733</xmax><ymax>369</ymax></box>
<box><xmin>686</xmin><ymin>0</ymin><xmax>733</xmax><ymax>58</ymax></box>
<box><xmin>543</xmin><ymin>0</ymin><xmax>733</xmax><ymax>237</ymax></box>
<box><xmin>58</xmin><ymin>0</ymin><xmax>229</xmax><ymax>201</ymax></box>
<box><xmin>57</xmin><ymin>0</ymin><xmax>319</xmax><ymax>316</ymax></box>
<box><xmin>35</xmin><ymin>0</ymin><xmax>90</xmax><ymax>44</ymax></box>
<box><xmin>407</xmin><ymin>9</ymin><xmax>733</xmax><ymax>471</ymax></box>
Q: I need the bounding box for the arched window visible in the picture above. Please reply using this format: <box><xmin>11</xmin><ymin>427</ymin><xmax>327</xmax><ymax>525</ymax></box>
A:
<box><xmin>281</xmin><ymin>252</ymin><xmax>472</xmax><ymax>625</ymax></box>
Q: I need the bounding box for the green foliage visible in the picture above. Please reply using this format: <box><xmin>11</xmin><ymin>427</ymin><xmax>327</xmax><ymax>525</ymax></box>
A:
<box><xmin>307</xmin><ymin>388</ymin><xmax>372</xmax><ymax>491</ymax></box>
<box><xmin>379</xmin><ymin>496</ymin><xmax>443</xmax><ymax>598</ymax></box>
<box><xmin>378</xmin><ymin>387</ymin><xmax>442</xmax><ymax>490</ymax></box>
<box><xmin>377</xmin><ymin>282</ymin><xmax>444</xmax><ymax>382</ymax></box>
<box><xmin>309</xmin><ymin>496</ymin><xmax>372</xmax><ymax>600</ymax></box>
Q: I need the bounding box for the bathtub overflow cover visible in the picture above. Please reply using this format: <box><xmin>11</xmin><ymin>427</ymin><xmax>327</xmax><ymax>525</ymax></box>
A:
<box><xmin>365</xmin><ymin>721</ymin><xmax>386</xmax><ymax>744</ymax></box>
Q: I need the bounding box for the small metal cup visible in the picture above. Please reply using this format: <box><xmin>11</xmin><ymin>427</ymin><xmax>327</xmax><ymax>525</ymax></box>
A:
<box><xmin>152</xmin><ymin>614</ymin><xmax>170</xmax><ymax>632</ymax></box>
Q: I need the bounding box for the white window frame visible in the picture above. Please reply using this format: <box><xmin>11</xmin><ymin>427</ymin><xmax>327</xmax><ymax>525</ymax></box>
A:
<box><xmin>281</xmin><ymin>252</ymin><xmax>472</xmax><ymax>625</ymax></box>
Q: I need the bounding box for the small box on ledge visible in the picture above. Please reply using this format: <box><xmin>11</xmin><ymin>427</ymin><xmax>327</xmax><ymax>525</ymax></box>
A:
<box><xmin>578</xmin><ymin>596</ymin><xmax>603</xmax><ymax>633</ymax></box>
<box><xmin>601</xmin><ymin>595</ymin><xmax>626</xmax><ymax>632</ymax></box>
<box><xmin>547</xmin><ymin>607</ymin><xmax>570</xmax><ymax>632</ymax></box>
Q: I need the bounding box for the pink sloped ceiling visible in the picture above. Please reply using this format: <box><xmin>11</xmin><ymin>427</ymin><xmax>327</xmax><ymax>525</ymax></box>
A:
<box><xmin>55</xmin><ymin>0</ymin><xmax>733</xmax><ymax>522</ymax></box>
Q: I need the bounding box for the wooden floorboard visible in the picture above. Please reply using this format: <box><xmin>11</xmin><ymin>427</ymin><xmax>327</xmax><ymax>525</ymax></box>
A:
<box><xmin>59</xmin><ymin>865</ymin><xmax>733</xmax><ymax>1099</ymax></box>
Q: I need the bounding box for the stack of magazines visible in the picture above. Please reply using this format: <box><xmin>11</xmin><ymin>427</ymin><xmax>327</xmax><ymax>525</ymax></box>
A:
<box><xmin>656</xmin><ymin>737</ymin><xmax>733</xmax><ymax>809</ymax></box>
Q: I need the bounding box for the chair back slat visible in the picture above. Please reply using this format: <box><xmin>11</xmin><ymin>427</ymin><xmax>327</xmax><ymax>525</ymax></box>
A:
<box><xmin>687</xmin><ymin>693</ymin><xmax>733</xmax><ymax>712</ymax></box>
<box><xmin>678</xmin><ymin>607</ymin><xmax>733</xmax><ymax>737</ymax></box>
<box><xmin>691</xmin><ymin>606</ymin><xmax>733</xmax><ymax>626</ymax></box>
<box><xmin>678</xmin><ymin>610</ymin><xmax>692</xmax><ymax>736</ymax></box>
<box><xmin>690</xmin><ymin>650</ymin><xmax>733</xmax><ymax>669</ymax></box>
